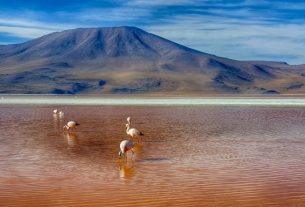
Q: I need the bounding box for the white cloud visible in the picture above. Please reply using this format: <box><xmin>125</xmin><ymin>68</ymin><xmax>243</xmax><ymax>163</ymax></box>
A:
<box><xmin>0</xmin><ymin>16</ymin><xmax>87</xmax><ymax>39</ymax></box>
<box><xmin>128</xmin><ymin>0</ymin><xmax>197</xmax><ymax>6</ymax></box>
<box><xmin>147</xmin><ymin>14</ymin><xmax>305</xmax><ymax>64</ymax></box>
<box><xmin>0</xmin><ymin>0</ymin><xmax>304</xmax><ymax>64</ymax></box>
<box><xmin>0</xmin><ymin>26</ymin><xmax>54</xmax><ymax>38</ymax></box>
<box><xmin>244</xmin><ymin>0</ymin><xmax>305</xmax><ymax>11</ymax></box>
<box><xmin>76</xmin><ymin>6</ymin><xmax>150</xmax><ymax>22</ymax></box>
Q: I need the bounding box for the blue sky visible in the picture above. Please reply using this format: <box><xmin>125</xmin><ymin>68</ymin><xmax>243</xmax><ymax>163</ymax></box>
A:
<box><xmin>1</xmin><ymin>0</ymin><xmax>305</xmax><ymax>64</ymax></box>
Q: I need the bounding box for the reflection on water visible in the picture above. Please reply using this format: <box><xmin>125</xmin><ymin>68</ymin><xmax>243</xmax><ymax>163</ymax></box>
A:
<box><xmin>63</xmin><ymin>132</ymin><xmax>79</xmax><ymax>148</ymax></box>
<box><xmin>119</xmin><ymin>161</ymin><xmax>135</xmax><ymax>179</ymax></box>
<box><xmin>1</xmin><ymin>105</ymin><xmax>305</xmax><ymax>206</ymax></box>
<box><xmin>132</xmin><ymin>144</ymin><xmax>144</xmax><ymax>152</ymax></box>
<box><xmin>53</xmin><ymin>113</ymin><xmax>64</xmax><ymax>131</ymax></box>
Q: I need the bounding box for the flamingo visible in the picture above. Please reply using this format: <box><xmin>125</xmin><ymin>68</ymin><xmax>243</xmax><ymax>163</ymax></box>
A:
<box><xmin>126</xmin><ymin>123</ymin><xmax>144</xmax><ymax>141</ymax></box>
<box><xmin>126</xmin><ymin>117</ymin><xmax>144</xmax><ymax>141</ymax></box>
<box><xmin>53</xmin><ymin>109</ymin><xmax>64</xmax><ymax>116</ymax></box>
<box><xmin>118</xmin><ymin>140</ymin><xmax>135</xmax><ymax>160</ymax></box>
<box><xmin>63</xmin><ymin>121</ymin><xmax>80</xmax><ymax>130</ymax></box>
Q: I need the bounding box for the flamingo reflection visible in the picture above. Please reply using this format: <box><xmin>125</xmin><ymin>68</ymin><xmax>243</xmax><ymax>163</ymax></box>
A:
<box><xmin>63</xmin><ymin>132</ymin><xmax>79</xmax><ymax>148</ymax></box>
<box><xmin>119</xmin><ymin>162</ymin><xmax>135</xmax><ymax>179</ymax></box>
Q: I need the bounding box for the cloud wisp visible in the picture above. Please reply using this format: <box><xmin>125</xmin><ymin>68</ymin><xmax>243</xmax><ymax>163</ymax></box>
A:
<box><xmin>0</xmin><ymin>0</ymin><xmax>304</xmax><ymax>64</ymax></box>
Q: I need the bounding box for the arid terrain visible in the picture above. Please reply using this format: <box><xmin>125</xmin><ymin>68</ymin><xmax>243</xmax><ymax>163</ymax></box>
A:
<box><xmin>1</xmin><ymin>26</ymin><xmax>305</xmax><ymax>95</ymax></box>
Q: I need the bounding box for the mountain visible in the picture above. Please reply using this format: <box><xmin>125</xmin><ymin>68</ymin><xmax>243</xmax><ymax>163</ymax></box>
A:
<box><xmin>0</xmin><ymin>26</ymin><xmax>305</xmax><ymax>94</ymax></box>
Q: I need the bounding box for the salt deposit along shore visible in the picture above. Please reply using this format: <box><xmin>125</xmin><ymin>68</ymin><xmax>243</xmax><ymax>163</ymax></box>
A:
<box><xmin>1</xmin><ymin>95</ymin><xmax>305</xmax><ymax>106</ymax></box>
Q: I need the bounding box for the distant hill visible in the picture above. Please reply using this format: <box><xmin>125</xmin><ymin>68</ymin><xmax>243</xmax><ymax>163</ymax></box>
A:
<box><xmin>0</xmin><ymin>26</ymin><xmax>305</xmax><ymax>94</ymax></box>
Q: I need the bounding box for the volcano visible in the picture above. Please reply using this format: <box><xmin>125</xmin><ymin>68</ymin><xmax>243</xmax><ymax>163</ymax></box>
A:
<box><xmin>0</xmin><ymin>26</ymin><xmax>305</xmax><ymax>94</ymax></box>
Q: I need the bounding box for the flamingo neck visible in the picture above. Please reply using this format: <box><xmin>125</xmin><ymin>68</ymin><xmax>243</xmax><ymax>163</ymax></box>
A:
<box><xmin>126</xmin><ymin>124</ymin><xmax>130</xmax><ymax>134</ymax></box>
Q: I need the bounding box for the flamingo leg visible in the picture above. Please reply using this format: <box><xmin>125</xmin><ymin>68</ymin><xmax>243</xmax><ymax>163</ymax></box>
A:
<box><xmin>131</xmin><ymin>150</ymin><xmax>134</xmax><ymax>160</ymax></box>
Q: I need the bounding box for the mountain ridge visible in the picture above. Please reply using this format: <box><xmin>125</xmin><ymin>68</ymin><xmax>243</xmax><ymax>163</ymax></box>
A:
<box><xmin>0</xmin><ymin>26</ymin><xmax>305</xmax><ymax>94</ymax></box>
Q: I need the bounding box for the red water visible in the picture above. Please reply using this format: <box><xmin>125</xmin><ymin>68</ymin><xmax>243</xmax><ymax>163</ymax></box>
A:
<box><xmin>1</xmin><ymin>105</ymin><xmax>305</xmax><ymax>206</ymax></box>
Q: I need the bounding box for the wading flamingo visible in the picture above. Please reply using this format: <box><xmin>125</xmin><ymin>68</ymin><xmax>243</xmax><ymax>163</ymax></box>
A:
<box><xmin>118</xmin><ymin>140</ymin><xmax>135</xmax><ymax>160</ymax></box>
<box><xmin>63</xmin><ymin>121</ymin><xmax>79</xmax><ymax>130</ymax></box>
<box><xmin>126</xmin><ymin>123</ymin><xmax>144</xmax><ymax>141</ymax></box>
<box><xmin>126</xmin><ymin>117</ymin><xmax>144</xmax><ymax>141</ymax></box>
<box><xmin>53</xmin><ymin>109</ymin><xmax>64</xmax><ymax>116</ymax></box>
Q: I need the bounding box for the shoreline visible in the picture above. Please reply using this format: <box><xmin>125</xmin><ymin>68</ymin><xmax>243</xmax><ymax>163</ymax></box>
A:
<box><xmin>2</xmin><ymin>95</ymin><xmax>305</xmax><ymax>106</ymax></box>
